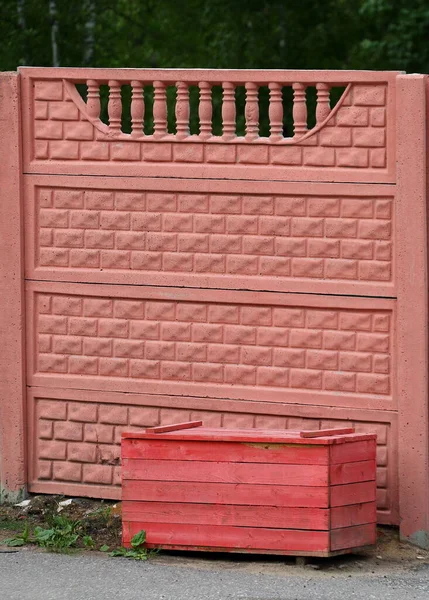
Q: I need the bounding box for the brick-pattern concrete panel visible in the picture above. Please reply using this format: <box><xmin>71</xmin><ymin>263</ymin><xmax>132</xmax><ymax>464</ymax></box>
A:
<box><xmin>27</xmin><ymin>180</ymin><xmax>394</xmax><ymax>297</ymax></box>
<box><xmin>21</xmin><ymin>71</ymin><xmax>394</xmax><ymax>182</ymax></box>
<box><xmin>30</xmin><ymin>392</ymin><xmax>397</xmax><ymax>522</ymax></box>
<box><xmin>34</xmin><ymin>187</ymin><xmax>393</xmax><ymax>286</ymax></box>
<box><xmin>33</xmin><ymin>291</ymin><xmax>393</xmax><ymax>400</ymax></box>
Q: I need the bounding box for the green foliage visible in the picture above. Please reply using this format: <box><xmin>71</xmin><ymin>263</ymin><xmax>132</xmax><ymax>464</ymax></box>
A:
<box><xmin>3</xmin><ymin>517</ymin><xmax>153</xmax><ymax>561</ymax></box>
<box><xmin>83</xmin><ymin>535</ymin><xmax>95</xmax><ymax>548</ymax></box>
<box><xmin>130</xmin><ymin>530</ymin><xmax>146</xmax><ymax>547</ymax></box>
<box><xmin>89</xmin><ymin>504</ymin><xmax>112</xmax><ymax>520</ymax></box>
<box><xmin>33</xmin><ymin>515</ymin><xmax>81</xmax><ymax>553</ymax></box>
<box><xmin>109</xmin><ymin>529</ymin><xmax>152</xmax><ymax>561</ymax></box>
<box><xmin>3</xmin><ymin>516</ymin><xmax>96</xmax><ymax>554</ymax></box>
<box><xmin>3</xmin><ymin>521</ymin><xmax>31</xmax><ymax>547</ymax></box>
<box><xmin>0</xmin><ymin>518</ymin><xmax>27</xmax><ymax>531</ymax></box>
<box><xmin>350</xmin><ymin>0</ymin><xmax>429</xmax><ymax>72</ymax></box>
<box><xmin>1</xmin><ymin>0</ymin><xmax>428</xmax><ymax>74</ymax></box>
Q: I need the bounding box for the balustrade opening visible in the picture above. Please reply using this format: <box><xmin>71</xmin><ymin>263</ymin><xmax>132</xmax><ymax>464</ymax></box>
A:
<box><xmin>75</xmin><ymin>79</ymin><xmax>346</xmax><ymax>141</ymax></box>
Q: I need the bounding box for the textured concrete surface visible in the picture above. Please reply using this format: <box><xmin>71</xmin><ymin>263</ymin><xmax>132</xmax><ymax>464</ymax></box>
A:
<box><xmin>1</xmin><ymin>548</ymin><xmax>429</xmax><ymax>600</ymax></box>
<box><xmin>3</xmin><ymin>65</ymin><xmax>429</xmax><ymax>547</ymax></box>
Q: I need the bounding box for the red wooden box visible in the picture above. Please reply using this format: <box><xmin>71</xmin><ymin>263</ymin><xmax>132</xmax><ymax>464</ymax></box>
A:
<box><xmin>121</xmin><ymin>422</ymin><xmax>377</xmax><ymax>557</ymax></box>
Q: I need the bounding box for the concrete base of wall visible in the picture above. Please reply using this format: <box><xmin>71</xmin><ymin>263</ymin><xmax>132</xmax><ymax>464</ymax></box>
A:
<box><xmin>402</xmin><ymin>531</ymin><xmax>429</xmax><ymax>551</ymax></box>
<box><xmin>0</xmin><ymin>486</ymin><xmax>27</xmax><ymax>505</ymax></box>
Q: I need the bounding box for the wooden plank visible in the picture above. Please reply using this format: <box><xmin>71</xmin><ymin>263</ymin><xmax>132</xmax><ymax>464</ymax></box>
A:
<box><xmin>330</xmin><ymin>523</ymin><xmax>376</xmax><ymax>551</ymax></box>
<box><xmin>330</xmin><ymin>482</ymin><xmax>377</xmax><ymax>507</ymax></box>
<box><xmin>300</xmin><ymin>428</ymin><xmax>355</xmax><ymax>438</ymax></box>
<box><xmin>122</xmin><ymin>429</ymin><xmax>376</xmax><ymax>445</ymax></box>
<box><xmin>329</xmin><ymin>440</ymin><xmax>376</xmax><ymax>464</ymax></box>
<box><xmin>330</xmin><ymin>502</ymin><xmax>377</xmax><ymax>529</ymax></box>
<box><xmin>329</xmin><ymin>460</ymin><xmax>376</xmax><ymax>485</ymax></box>
<box><xmin>122</xmin><ymin>522</ymin><xmax>330</xmax><ymax>552</ymax></box>
<box><xmin>122</xmin><ymin>480</ymin><xmax>330</xmax><ymax>507</ymax></box>
<box><xmin>144</xmin><ymin>420</ymin><xmax>203</xmax><ymax>434</ymax></box>
<box><xmin>122</xmin><ymin>459</ymin><xmax>328</xmax><ymax>486</ymax></box>
<box><xmin>122</xmin><ymin>501</ymin><xmax>330</xmax><ymax>530</ymax></box>
<box><xmin>122</xmin><ymin>439</ymin><xmax>329</xmax><ymax>465</ymax></box>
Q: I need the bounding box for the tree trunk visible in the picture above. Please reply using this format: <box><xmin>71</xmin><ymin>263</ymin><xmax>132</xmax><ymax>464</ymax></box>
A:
<box><xmin>49</xmin><ymin>0</ymin><xmax>60</xmax><ymax>67</ymax></box>
<box><xmin>83</xmin><ymin>0</ymin><xmax>96</xmax><ymax>66</ymax></box>
<box><xmin>17</xmin><ymin>0</ymin><xmax>28</xmax><ymax>65</ymax></box>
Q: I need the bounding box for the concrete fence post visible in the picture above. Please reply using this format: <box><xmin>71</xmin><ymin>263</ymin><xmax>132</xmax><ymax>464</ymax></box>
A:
<box><xmin>396</xmin><ymin>74</ymin><xmax>429</xmax><ymax>549</ymax></box>
<box><xmin>0</xmin><ymin>72</ymin><xmax>26</xmax><ymax>503</ymax></box>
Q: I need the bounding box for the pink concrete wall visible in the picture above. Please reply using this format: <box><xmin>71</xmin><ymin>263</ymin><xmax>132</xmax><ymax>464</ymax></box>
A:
<box><xmin>20</xmin><ymin>69</ymin><xmax>396</xmax><ymax>182</ymax></box>
<box><xmin>0</xmin><ymin>73</ymin><xmax>26</xmax><ymax>502</ymax></box>
<box><xmin>30</xmin><ymin>78</ymin><xmax>388</xmax><ymax>172</ymax></box>
<box><xmin>1</xmin><ymin>67</ymin><xmax>428</xmax><ymax>547</ymax></box>
<box><xmin>25</xmin><ymin>178</ymin><xmax>393</xmax><ymax>296</ymax></box>
<box><xmin>27</xmin><ymin>387</ymin><xmax>395</xmax><ymax>521</ymax></box>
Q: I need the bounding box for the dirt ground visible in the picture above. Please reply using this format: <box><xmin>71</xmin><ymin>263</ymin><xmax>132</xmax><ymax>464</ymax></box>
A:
<box><xmin>0</xmin><ymin>495</ymin><xmax>122</xmax><ymax>551</ymax></box>
<box><xmin>1</xmin><ymin>494</ymin><xmax>429</xmax><ymax>575</ymax></box>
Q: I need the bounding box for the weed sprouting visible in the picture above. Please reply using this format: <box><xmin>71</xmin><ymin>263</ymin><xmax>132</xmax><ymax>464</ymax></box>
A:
<box><xmin>2</xmin><ymin>521</ymin><xmax>31</xmax><ymax>547</ymax></box>
<box><xmin>33</xmin><ymin>515</ymin><xmax>82</xmax><ymax>553</ymax></box>
<box><xmin>3</xmin><ymin>515</ymin><xmax>95</xmax><ymax>554</ymax></box>
<box><xmin>109</xmin><ymin>530</ymin><xmax>156</xmax><ymax>561</ymax></box>
<box><xmin>2</xmin><ymin>516</ymin><xmax>154</xmax><ymax>561</ymax></box>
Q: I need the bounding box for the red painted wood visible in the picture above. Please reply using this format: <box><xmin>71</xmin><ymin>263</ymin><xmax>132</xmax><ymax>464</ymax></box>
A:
<box><xmin>330</xmin><ymin>481</ymin><xmax>377</xmax><ymax>507</ymax></box>
<box><xmin>300</xmin><ymin>428</ymin><xmax>355</xmax><ymax>438</ymax></box>
<box><xmin>122</xmin><ymin>431</ymin><xmax>377</xmax><ymax>556</ymax></box>
<box><xmin>122</xmin><ymin>458</ymin><xmax>328</xmax><ymax>486</ymax></box>
<box><xmin>122</xmin><ymin>480</ymin><xmax>330</xmax><ymax>507</ymax></box>
<box><xmin>145</xmin><ymin>420</ymin><xmax>203</xmax><ymax>434</ymax></box>
<box><xmin>329</xmin><ymin>440</ymin><xmax>376</xmax><ymax>464</ymax></box>
<box><xmin>123</xmin><ymin>522</ymin><xmax>330</xmax><ymax>552</ymax></box>
<box><xmin>330</xmin><ymin>502</ymin><xmax>377</xmax><ymax>529</ymax></box>
<box><xmin>122</xmin><ymin>428</ymin><xmax>375</xmax><ymax>445</ymax></box>
<box><xmin>122</xmin><ymin>501</ymin><xmax>330</xmax><ymax>530</ymax></box>
<box><xmin>329</xmin><ymin>460</ymin><xmax>376</xmax><ymax>485</ymax></box>
<box><xmin>122</xmin><ymin>439</ymin><xmax>329</xmax><ymax>465</ymax></box>
<box><xmin>330</xmin><ymin>523</ymin><xmax>376</xmax><ymax>551</ymax></box>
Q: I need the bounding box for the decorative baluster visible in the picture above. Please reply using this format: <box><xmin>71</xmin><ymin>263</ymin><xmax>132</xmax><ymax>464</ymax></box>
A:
<box><xmin>153</xmin><ymin>80</ymin><xmax>167</xmax><ymax>139</ymax></box>
<box><xmin>108</xmin><ymin>80</ymin><xmax>122</xmax><ymax>133</ymax></box>
<box><xmin>175</xmin><ymin>81</ymin><xmax>189</xmax><ymax>140</ymax></box>
<box><xmin>86</xmin><ymin>79</ymin><xmax>100</xmax><ymax>120</ymax></box>
<box><xmin>222</xmin><ymin>82</ymin><xmax>236</xmax><ymax>140</ymax></box>
<box><xmin>268</xmin><ymin>82</ymin><xmax>283</xmax><ymax>141</ymax></box>
<box><xmin>292</xmin><ymin>82</ymin><xmax>308</xmax><ymax>138</ymax></box>
<box><xmin>199</xmin><ymin>82</ymin><xmax>212</xmax><ymax>140</ymax></box>
<box><xmin>316</xmin><ymin>83</ymin><xmax>331</xmax><ymax>125</ymax></box>
<box><xmin>245</xmin><ymin>82</ymin><xmax>259</xmax><ymax>141</ymax></box>
<box><xmin>130</xmin><ymin>80</ymin><xmax>144</xmax><ymax>137</ymax></box>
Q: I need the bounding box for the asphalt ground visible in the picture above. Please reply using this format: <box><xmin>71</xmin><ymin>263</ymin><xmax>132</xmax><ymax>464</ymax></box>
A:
<box><xmin>1</xmin><ymin>546</ymin><xmax>429</xmax><ymax>600</ymax></box>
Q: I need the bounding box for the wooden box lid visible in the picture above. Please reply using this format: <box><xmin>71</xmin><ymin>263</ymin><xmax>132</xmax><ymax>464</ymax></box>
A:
<box><xmin>122</xmin><ymin>421</ymin><xmax>376</xmax><ymax>445</ymax></box>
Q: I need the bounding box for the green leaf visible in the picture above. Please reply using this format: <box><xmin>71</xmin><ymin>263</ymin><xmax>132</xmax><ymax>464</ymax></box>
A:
<box><xmin>34</xmin><ymin>527</ymin><xmax>54</xmax><ymax>542</ymax></box>
<box><xmin>22</xmin><ymin>522</ymin><xmax>30</xmax><ymax>543</ymax></box>
<box><xmin>130</xmin><ymin>530</ymin><xmax>146</xmax><ymax>548</ymax></box>
<box><xmin>83</xmin><ymin>535</ymin><xmax>95</xmax><ymax>548</ymax></box>
<box><xmin>68</xmin><ymin>534</ymin><xmax>79</xmax><ymax>547</ymax></box>
<box><xmin>5</xmin><ymin>538</ymin><xmax>25</xmax><ymax>547</ymax></box>
<box><xmin>109</xmin><ymin>548</ymin><xmax>128</xmax><ymax>557</ymax></box>
<box><xmin>100</xmin><ymin>544</ymin><xmax>110</xmax><ymax>552</ymax></box>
